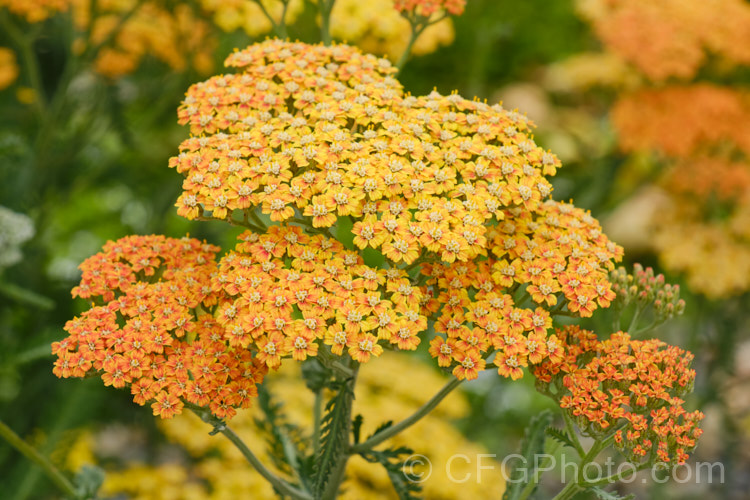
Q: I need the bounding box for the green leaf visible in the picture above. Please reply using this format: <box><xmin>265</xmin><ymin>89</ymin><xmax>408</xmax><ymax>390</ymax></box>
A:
<box><xmin>360</xmin><ymin>447</ymin><xmax>422</xmax><ymax>500</ymax></box>
<box><xmin>367</xmin><ymin>420</ymin><xmax>394</xmax><ymax>441</ymax></box>
<box><xmin>545</xmin><ymin>427</ymin><xmax>577</xmax><ymax>451</ymax></box>
<box><xmin>352</xmin><ymin>414</ymin><xmax>364</xmax><ymax>445</ymax></box>
<box><xmin>503</xmin><ymin>410</ymin><xmax>554</xmax><ymax>500</ymax></box>
<box><xmin>301</xmin><ymin>358</ymin><xmax>331</xmax><ymax>393</ymax></box>
<box><xmin>590</xmin><ymin>486</ymin><xmax>635</xmax><ymax>500</ymax></box>
<box><xmin>253</xmin><ymin>385</ymin><xmax>306</xmax><ymax>480</ymax></box>
<box><xmin>314</xmin><ymin>379</ymin><xmax>354</xmax><ymax>497</ymax></box>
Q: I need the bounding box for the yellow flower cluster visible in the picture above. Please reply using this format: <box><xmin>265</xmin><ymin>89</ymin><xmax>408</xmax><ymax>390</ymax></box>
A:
<box><xmin>330</xmin><ymin>0</ymin><xmax>456</xmax><ymax>60</ymax></box>
<box><xmin>71</xmin><ymin>0</ymin><xmax>216</xmax><ymax>78</ymax></box>
<box><xmin>95</xmin><ymin>353</ymin><xmax>505</xmax><ymax>499</ymax></box>
<box><xmin>56</xmin><ymin>41</ymin><xmax>624</xmax><ymax>422</ymax></box>
<box><xmin>199</xmin><ymin>0</ymin><xmax>304</xmax><ymax>37</ymax></box>
<box><xmin>544</xmin><ymin>52</ymin><xmax>639</xmax><ymax>92</ymax></box>
<box><xmin>174</xmin><ymin>40</ymin><xmax>557</xmax><ymax>265</ymax></box>
<box><xmin>0</xmin><ymin>47</ymin><xmax>18</xmax><ymax>90</ymax></box>
<box><xmin>426</xmin><ymin>200</ymin><xmax>621</xmax><ymax>381</ymax></box>
<box><xmin>576</xmin><ymin>0</ymin><xmax>750</xmax><ymax>82</ymax></box>
<box><xmin>0</xmin><ymin>0</ymin><xmax>68</xmax><ymax>22</ymax></box>
<box><xmin>214</xmin><ymin>226</ymin><xmax>426</xmax><ymax>365</ymax></box>
<box><xmin>170</xmin><ymin>39</ymin><xmax>622</xmax><ymax>383</ymax></box>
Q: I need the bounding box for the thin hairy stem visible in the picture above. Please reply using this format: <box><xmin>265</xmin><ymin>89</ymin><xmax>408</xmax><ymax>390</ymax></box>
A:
<box><xmin>185</xmin><ymin>404</ymin><xmax>312</xmax><ymax>500</ymax></box>
<box><xmin>350</xmin><ymin>377</ymin><xmax>463</xmax><ymax>453</ymax></box>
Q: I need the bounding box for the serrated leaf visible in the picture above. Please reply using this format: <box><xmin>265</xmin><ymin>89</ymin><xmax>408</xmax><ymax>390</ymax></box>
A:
<box><xmin>503</xmin><ymin>410</ymin><xmax>554</xmax><ymax>500</ymax></box>
<box><xmin>254</xmin><ymin>385</ymin><xmax>306</xmax><ymax>480</ymax></box>
<box><xmin>352</xmin><ymin>414</ymin><xmax>364</xmax><ymax>444</ymax></box>
<box><xmin>367</xmin><ymin>420</ymin><xmax>394</xmax><ymax>440</ymax></box>
<box><xmin>360</xmin><ymin>447</ymin><xmax>422</xmax><ymax>500</ymax></box>
<box><xmin>590</xmin><ymin>486</ymin><xmax>636</xmax><ymax>500</ymax></box>
<box><xmin>546</xmin><ymin>427</ymin><xmax>577</xmax><ymax>450</ymax></box>
<box><xmin>301</xmin><ymin>357</ymin><xmax>330</xmax><ymax>392</ymax></box>
<box><xmin>314</xmin><ymin>379</ymin><xmax>354</xmax><ymax>497</ymax></box>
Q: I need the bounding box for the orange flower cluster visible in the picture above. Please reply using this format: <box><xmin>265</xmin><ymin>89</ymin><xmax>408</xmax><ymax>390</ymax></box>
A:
<box><xmin>53</xmin><ymin>235</ymin><xmax>268</xmax><ymax>419</ymax></box>
<box><xmin>571</xmin><ymin>0</ymin><xmax>750</xmax><ymax>298</ymax></box>
<box><xmin>612</xmin><ymin>85</ymin><xmax>750</xmax><ymax>159</ymax></box>
<box><xmin>426</xmin><ymin>199</ymin><xmax>621</xmax><ymax>381</ymax></box>
<box><xmin>613</xmin><ymin>85</ymin><xmax>750</xmax><ymax>297</ymax></box>
<box><xmin>534</xmin><ymin>327</ymin><xmax>703</xmax><ymax>465</ymax></box>
<box><xmin>576</xmin><ymin>0</ymin><xmax>750</xmax><ymax>82</ymax></box>
<box><xmin>393</xmin><ymin>0</ymin><xmax>466</xmax><ymax>17</ymax></box>
<box><xmin>214</xmin><ymin>225</ymin><xmax>425</xmax><ymax>366</ymax></box>
<box><xmin>172</xmin><ymin>40</ymin><xmax>559</xmax><ymax>267</ymax></box>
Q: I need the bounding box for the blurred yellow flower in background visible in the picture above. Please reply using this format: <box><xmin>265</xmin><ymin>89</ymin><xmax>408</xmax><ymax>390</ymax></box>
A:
<box><xmin>71</xmin><ymin>0</ymin><xmax>216</xmax><ymax>78</ymax></box>
<box><xmin>200</xmin><ymin>0</ymin><xmax>305</xmax><ymax>37</ymax></box>
<box><xmin>0</xmin><ymin>47</ymin><xmax>18</xmax><ymax>90</ymax></box>
<box><xmin>0</xmin><ymin>0</ymin><xmax>68</xmax><ymax>22</ymax></box>
<box><xmin>329</xmin><ymin>0</ymin><xmax>455</xmax><ymax>60</ymax></box>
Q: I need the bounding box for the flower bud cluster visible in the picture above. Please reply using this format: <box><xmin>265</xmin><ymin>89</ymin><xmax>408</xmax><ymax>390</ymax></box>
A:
<box><xmin>610</xmin><ymin>263</ymin><xmax>685</xmax><ymax>324</ymax></box>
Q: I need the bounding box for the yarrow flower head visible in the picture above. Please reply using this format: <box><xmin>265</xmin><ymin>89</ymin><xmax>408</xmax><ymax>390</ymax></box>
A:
<box><xmin>172</xmin><ymin>39</ymin><xmax>564</xmax><ymax>268</ymax></box>
<box><xmin>54</xmin><ymin>235</ymin><xmax>268</xmax><ymax>419</ymax></box>
<box><xmin>170</xmin><ymin>40</ymin><xmax>621</xmax><ymax>382</ymax></box>
<box><xmin>534</xmin><ymin>327</ymin><xmax>704</xmax><ymax>465</ymax></box>
<box><xmin>57</xmin><ymin>40</ymin><xmax>626</xmax><ymax>420</ymax></box>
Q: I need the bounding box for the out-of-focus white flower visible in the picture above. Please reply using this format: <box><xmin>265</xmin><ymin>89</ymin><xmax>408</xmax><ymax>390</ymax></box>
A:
<box><xmin>0</xmin><ymin>206</ymin><xmax>34</xmax><ymax>268</ymax></box>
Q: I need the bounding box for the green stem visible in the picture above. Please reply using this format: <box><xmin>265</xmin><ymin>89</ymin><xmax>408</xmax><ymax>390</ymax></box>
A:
<box><xmin>396</xmin><ymin>12</ymin><xmax>448</xmax><ymax>70</ymax></box>
<box><xmin>350</xmin><ymin>377</ymin><xmax>463</xmax><ymax>453</ymax></box>
<box><xmin>318</xmin><ymin>0</ymin><xmax>334</xmax><ymax>45</ymax></box>
<box><xmin>248</xmin><ymin>209</ymin><xmax>269</xmax><ymax>232</ymax></box>
<box><xmin>278</xmin><ymin>0</ymin><xmax>290</xmax><ymax>39</ymax></box>
<box><xmin>312</xmin><ymin>390</ymin><xmax>323</xmax><ymax>457</ymax></box>
<box><xmin>585</xmin><ymin>462</ymin><xmax>650</xmax><ymax>488</ymax></box>
<box><xmin>321</xmin><ymin>364</ymin><xmax>359</xmax><ymax>500</ymax></box>
<box><xmin>551</xmin><ymin>480</ymin><xmax>582</xmax><ymax>500</ymax></box>
<box><xmin>186</xmin><ymin>405</ymin><xmax>311</xmax><ymax>500</ymax></box>
<box><xmin>562</xmin><ymin>412</ymin><xmax>585</xmax><ymax>458</ymax></box>
<box><xmin>626</xmin><ymin>306</ymin><xmax>642</xmax><ymax>333</ymax></box>
<box><xmin>517</xmin><ymin>440</ymin><xmax>563</xmax><ymax>500</ymax></box>
<box><xmin>194</xmin><ymin>214</ymin><xmax>265</xmax><ymax>233</ymax></box>
<box><xmin>0</xmin><ymin>10</ymin><xmax>46</xmax><ymax>116</ymax></box>
<box><xmin>0</xmin><ymin>420</ymin><xmax>77</xmax><ymax>499</ymax></box>
<box><xmin>396</xmin><ymin>22</ymin><xmax>422</xmax><ymax>71</ymax></box>
<box><xmin>252</xmin><ymin>0</ymin><xmax>285</xmax><ymax>39</ymax></box>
